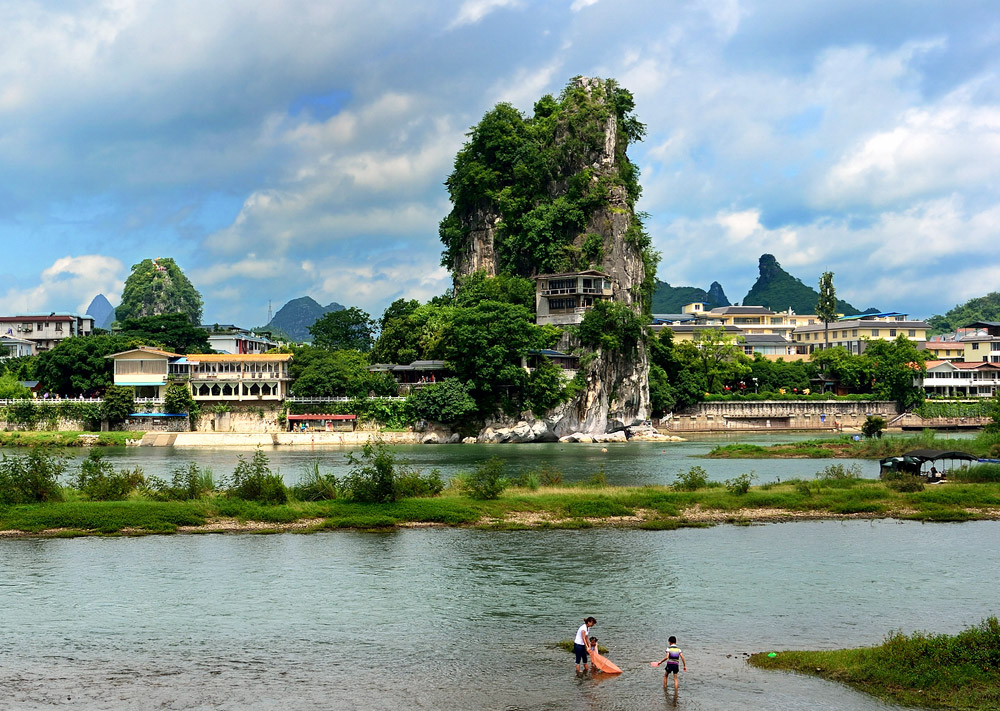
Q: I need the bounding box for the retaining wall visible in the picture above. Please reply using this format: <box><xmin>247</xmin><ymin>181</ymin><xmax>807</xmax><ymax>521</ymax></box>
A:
<box><xmin>662</xmin><ymin>400</ymin><xmax>900</xmax><ymax>432</ymax></box>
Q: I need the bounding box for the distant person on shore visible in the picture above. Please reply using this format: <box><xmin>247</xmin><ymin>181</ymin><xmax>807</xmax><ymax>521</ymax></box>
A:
<box><xmin>653</xmin><ymin>636</ymin><xmax>686</xmax><ymax>690</ymax></box>
<box><xmin>574</xmin><ymin>617</ymin><xmax>596</xmax><ymax>672</ymax></box>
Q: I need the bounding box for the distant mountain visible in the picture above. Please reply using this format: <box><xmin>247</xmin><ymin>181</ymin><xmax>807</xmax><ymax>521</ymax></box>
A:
<box><xmin>266</xmin><ymin>296</ymin><xmax>345</xmax><ymax>342</ymax></box>
<box><xmin>652</xmin><ymin>280</ymin><xmax>730</xmax><ymax>313</ymax></box>
<box><xmin>85</xmin><ymin>294</ymin><xmax>116</xmax><ymax>330</ymax></box>
<box><xmin>927</xmin><ymin>292</ymin><xmax>1000</xmax><ymax>335</ymax></box>
<box><xmin>741</xmin><ymin>254</ymin><xmax>871</xmax><ymax>316</ymax></box>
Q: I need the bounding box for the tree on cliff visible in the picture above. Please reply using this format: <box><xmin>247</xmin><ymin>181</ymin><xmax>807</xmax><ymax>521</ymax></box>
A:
<box><xmin>116</xmin><ymin>258</ymin><xmax>203</xmax><ymax>325</ymax></box>
<box><xmin>116</xmin><ymin>313</ymin><xmax>211</xmax><ymax>354</ymax></box>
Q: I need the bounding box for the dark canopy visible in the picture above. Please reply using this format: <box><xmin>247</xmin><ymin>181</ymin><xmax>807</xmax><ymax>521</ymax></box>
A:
<box><xmin>901</xmin><ymin>449</ymin><xmax>977</xmax><ymax>462</ymax></box>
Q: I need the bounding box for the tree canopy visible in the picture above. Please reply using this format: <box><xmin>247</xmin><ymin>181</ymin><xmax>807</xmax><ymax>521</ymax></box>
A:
<box><xmin>927</xmin><ymin>292</ymin><xmax>1000</xmax><ymax>335</ymax></box>
<box><xmin>34</xmin><ymin>335</ymin><xmax>146</xmax><ymax>396</ymax></box>
<box><xmin>116</xmin><ymin>313</ymin><xmax>212</xmax><ymax>354</ymax></box>
<box><xmin>116</xmin><ymin>258</ymin><xmax>203</xmax><ymax>325</ymax></box>
<box><xmin>309</xmin><ymin>307</ymin><xmax>376</xmax><ymax>352</ymax></box>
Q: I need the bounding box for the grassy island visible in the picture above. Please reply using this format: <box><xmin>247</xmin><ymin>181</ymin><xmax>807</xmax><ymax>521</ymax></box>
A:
<box><xmin>3</xmin><ymin>459</ymin><xmax>1000</xmax><ymax>537</ymax></box>
<box><xmin>706</xmin><ymin>430</ymin><xmax>1000</xmax><ymax>460</ymax></box>
<box><xmin>0</xmin><ymin>431</ymin><xmax>141</xmax><ymax>447</ymax></box>
<box><xmin>749</xmin><ymin>618</ymin><xmax>1000</xmax><ymax>710</ymax></box>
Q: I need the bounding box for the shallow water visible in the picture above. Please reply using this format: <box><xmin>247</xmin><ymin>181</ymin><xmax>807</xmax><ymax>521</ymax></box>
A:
<box><xmin>3</xmin><ymin>520</ymin><xmax>997</xmax><ymax>710</ymax></box>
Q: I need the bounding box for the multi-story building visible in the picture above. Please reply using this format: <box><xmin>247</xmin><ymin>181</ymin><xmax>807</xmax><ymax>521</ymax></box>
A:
<box><xmin>0</xmin><ymin>334</ymin><xmax>35</xmax><ymax>359</ymax></box>
<box><xmin>107</xmin><ymin>347</ymin><xmax>293</xmax><ymax>402</ymax></box>
<box><xmin>0</xmin><ymin>313</ymin><xmax>94</xmax><ymax>352</ymax></box>
<box><xmin>918</xmin><ymin>360</ymin><xmax>1000</xmax><ymax>397</ymax></box>
<box><xmin>533</xmin><ymin>270</ymin><xmax>614</xmax><ymax>326</ymax></box>
<box><xmin>792</xmin><ymin>312</ymin><xmax>928</xmax><ymax>354</ymax></box>
<box><xmin>921</xmin><ymin>340</ymin><xmax>966</xmax><ymax>362</ymax></box>
<box><xmin>201</xmin><ymin>324</ymin><xmax>279</xmax><ymax>355</ymax></box>
<box><xmin>960</xmin><ymin>322</ymin><xmax>1000</xmax><ymax>364</ymax></box>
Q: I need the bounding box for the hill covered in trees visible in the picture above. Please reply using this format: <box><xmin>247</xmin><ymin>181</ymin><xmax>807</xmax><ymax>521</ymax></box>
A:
<box><xmin>266</xmin><ymin>296</ymin><xmax>345</xmax><ymax>342</ymax></box>
<box><xmin>741</xmin><ymin>254</ymin><xmax>871</xmax><ymax>315</ymax></box>
<box><xmin>651</xmin><ymin>280</ymin><xmax>729</xmax><ymax>313</ymax></box>
<box><xmin>927</xmin><ymin>292</ymin><xmax>1000</xmax><ymax>334</ymax></box>
<box><xmin>116</xmin><ymin>258</ymin><xmax>203</xmax><ymax>325</ymax></box>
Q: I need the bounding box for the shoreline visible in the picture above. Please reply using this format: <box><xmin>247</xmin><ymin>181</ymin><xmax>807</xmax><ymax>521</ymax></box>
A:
<box><xmin>4</xmin><ymin>504</ymin><xmax>1000</xmax><ymax>539</ymax></box>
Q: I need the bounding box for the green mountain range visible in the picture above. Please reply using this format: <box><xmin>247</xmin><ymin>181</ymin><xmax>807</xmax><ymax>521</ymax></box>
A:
<box><xmin>266</xmin><ymin>296</ymin><xmax>345</xmax><ymax>342</ymax></box>
<box><xmin>651</xmin><ymin>280</ymin><xmax>730</xmax><ymax>313</ymax></box>
<box><xmin>742</xmin><ymin>254</ymin><xmax>870</xmax><ymax>315</ymax></box>
<box><xmin>927</xmin><ymin>292</ymin><xmax>1000</xmax><ymax>335</ymax></box>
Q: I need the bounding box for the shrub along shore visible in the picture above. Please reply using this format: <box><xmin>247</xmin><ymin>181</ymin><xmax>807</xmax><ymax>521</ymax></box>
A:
<box><xmin>2</xmin><ymin>443</ymin><xmax>1000</xmax><ymax>537</ymax></box>
<box><xmin>749</xmin><ymin>617</ymin><xmax>1000</xmax><ymax>711</ymax></box>
<box><xmin>0</xmin><ymin>431</ymin><xmax>141</xmax><ymax>447</ymax></box>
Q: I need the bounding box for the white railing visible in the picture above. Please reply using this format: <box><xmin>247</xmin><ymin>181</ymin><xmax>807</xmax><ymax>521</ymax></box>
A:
<box><xmin>0</xmin><ymin>397</ymin><xmax>105</xmax><ymax>405</ymax></box>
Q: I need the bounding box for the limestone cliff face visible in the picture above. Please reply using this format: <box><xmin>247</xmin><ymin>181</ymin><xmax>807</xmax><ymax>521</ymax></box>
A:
<box><xmin>450</xmin><ymin>77</ymin><xmax>651</xmax><ymax>435</ymax></box>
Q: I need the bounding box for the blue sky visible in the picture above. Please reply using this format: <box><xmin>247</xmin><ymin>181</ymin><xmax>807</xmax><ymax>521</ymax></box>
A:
<box><xmin>1</xmin><ymin>0</ymin><xmax>998</xmax><ymax>325</ymax></box>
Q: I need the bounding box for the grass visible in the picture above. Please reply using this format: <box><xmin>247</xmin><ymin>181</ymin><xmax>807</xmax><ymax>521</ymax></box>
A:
<box><xmin>0</xmin><ymin>431</ymin><xmax>142</xmax><ymax>447</ymax></box>
<box><xmin>749</xmin><ymin>617</ymin><xmax>1000</xmax><ymax>710</ymax></box>
<box><xmin>3</xmin><ymin>475</ymin><xmax>1000</xmax><ymax>536</ymax></box>
<box><xmin>707</xmin><ymin>430</ymin><xmax>1000</xmax><ymax>460</ymax></box>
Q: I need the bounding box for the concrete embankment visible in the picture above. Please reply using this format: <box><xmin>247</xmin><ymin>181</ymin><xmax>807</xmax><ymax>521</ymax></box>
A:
<box><xmin>140</xmin><ymin>431</ymin><xmax>423</xmax><ymax>447</ymax></box>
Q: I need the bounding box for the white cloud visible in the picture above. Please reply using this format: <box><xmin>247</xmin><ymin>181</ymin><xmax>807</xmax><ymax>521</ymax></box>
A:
<box><xmin>448</xmin><ymin>0</ymin><xmax>520</xmax><ymax>29</ymax></box>
<box><xmin>0</xmin><ymin>255</ymin><xmax>124</xmax><ymax>315</ymax></box>
<box><xmin>570</xmin><ymin>0</ymin><xmax>600</xmax><ymax>11</ymax></box>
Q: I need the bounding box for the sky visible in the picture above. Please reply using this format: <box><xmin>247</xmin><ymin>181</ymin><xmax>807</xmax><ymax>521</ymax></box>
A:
<box><xmin>1</xmin><ymin>0</ymin><xmax>999</xmax><ymax>325</ymax></box>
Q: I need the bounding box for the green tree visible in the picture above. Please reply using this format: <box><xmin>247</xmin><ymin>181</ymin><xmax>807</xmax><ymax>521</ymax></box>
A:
<box><xmin>442</xmin><ymin>301</ymin><xmax>550</xmax><ymax>416</ymax></box>
<box><xmin>309</xmin><ymin>307</ymin><xmax>375</xmax><ymax>352</ymax></box>
<box><xmin>647</xmin><ymin>328</ymin><xmax>708</xmax><ymax>414</ymax></box>
<box><xmin>342</xmin><ymin>439</ymin><xmax>397</xmax><ymax>503</ymax></box>
<box><xmin>0</xmin><ymin>373</ymin><xmax>31</xmax><ymax>399</ymax></box>
<box><xmin>289</xmin><ymin>346</ymin><xmax>383</xmax><ymax>398</ymax></box>
<box><xmin>524</xmin><ymin>357</ymin><xmax>569</xmax><ymax>414</ymax></box>
<box><xmin>35</xmin><ymin>335</ymin><xmax>146</xmax><ymax>396</ymax></box>
<box><xmin>453</xmin><ymin>271</ymin><xmax>536</xmax><ymax>310</ymax></box>
<box><xmin>864</xmin><ymin>335</ymin><xmax>928</xmax><ymax>409</ymax></box>
<box><xmin>689</xmin><ymin>328</ymin><xmax>751</xmax><ymax>393</ymax></box>
<box><xmin>0</xmin><ymin>355</ymin><xmax>36</xmax><ymax>381</ymax></box>
<box><xmin>810</xmin><ymin>346</ymin><xmax>874</xmax><ymax>392</ymax></box>
<box><xmin>816</xmin><ymin>271</ymin><xmax>838</xmax><ymax>350</ymax></box>
<box><xmin>577</xmin><ymin>300</ymin><xmax>645</xmax><ymax>355</ymax></box>
<box><xmin>117</xmin><ymin>312</ymin><xmax>212</xmax><ymax>354</ymax></box>
<box><xmin>163</xmin><ymin>382</ymin><xmax>197</xmax><ymax>416</ymax></box>
<box><xmin>408</xmin><ymin>379</ymin><xmax>477</xmax><ymax>425</ymax></box>
<box><xmin>117</xmin><ymin>257</ymin><xmax>203</xmax><ymax>325</ymax></box>
<box><xmin>100</xmin><ymin>385</ymin><xmax>134</xmax><ymax>426</ymax></box>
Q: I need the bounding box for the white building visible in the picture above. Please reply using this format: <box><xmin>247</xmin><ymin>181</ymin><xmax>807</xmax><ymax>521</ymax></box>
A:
<box><xmin>0</xmin><ymin>313</ymin><xmax>94</xmax><ymax>352</ymax></box>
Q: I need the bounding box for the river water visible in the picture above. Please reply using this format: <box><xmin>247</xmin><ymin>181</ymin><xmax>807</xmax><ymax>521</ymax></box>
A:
<box><xmin>30</xmin><ymin>432</ymin><xmax>897</xmax><ymax>486</ymax></box>
<box><xmin>1</xmin><ymin>433</ymin><xmax>992</xmax><ymax>710</ymax></box>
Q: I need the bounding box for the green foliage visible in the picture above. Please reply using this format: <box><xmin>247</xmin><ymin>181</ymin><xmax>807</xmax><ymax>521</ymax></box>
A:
<box><xmin>524</xmin><ymin>357</ymin><xmax>570</xmax><ymax>414</ymax></box>
<box><xmin>289</xmin><ymin>346</ymin><xmax>385</xmax><ymax>398</ymax></box>
<box><xmin>229</xmin><ymin>449</ymin><xmax>288</xmax><ymax>504</ymax></box>
<box><xmin>678</xmin><ymin>327</ymin><xmax>751</xmax><ymax>394</ymax></box>
<box><xmin>0</xmin><ymin>354</ymin><xmax>37</xmax><ymax>381</ymax></box>
<box><xmin>309</xmin><ymin>307</ymin><xmax>376</xmax><ymax>352</ymax></box>
<box><xmin>453</xmin><ymin>271</ymin><xmax>536</xmax><ymax>310</ymax></box>
<box><xmin>117</xmin><ymin>257</ymin><xmax>203</xmax><ymax>325</ymax></box>
<box><xmin>816</xmin><ymin>463</ymin><xmax>861</xmax><ymax>480</ymax></box>
<box><xmin>146</xmin><ymin>463</ymin><xmax>215</xmax><ymax>501</ymax></box>
<box><xmin>816</xmin><ymin>271</ymin><xmax>838</xmax><ymax>347</ymax></box>
<box><xmin>408</xmin><ymin>378</ymin><xmax>477</xmax><ymax>425</ymax></box>
<box><xmin>440</xmin><ymin>77</ymin><xmax>655</xmax><ymax>309</ymax></box>
<box><xmin>577</xmin><ymin>300</ymin><xmax>645</xmax><ymax>355</ymax></box>
<box><xmin>673</xmin><ymin>465</ymin><xmax>709</xmax><ymax>491</ymax></box>
<box><xmin>163</xmin><ymin>382</ymin><xmax>197</xmax><ymax>417</ymax></box>
<box><xmin>743</xmin><ymin>254</ymin><xmax>864</xmax><ymax>315</ymax></box>
<box><xmin>725</xmin><ymin>472</ymin><xmax>756</xmax><ymax>495</ymax></box>
<box><xmin>100</xmin><ymin>385</ymin><xmax>135</xmax><ymax>425</ymax></box>
<box><xmin>864</xmin><ymin>335</ymin><xmax>928</xmax><ymax>409</ymax></box>
<box><xmin>916</xmin><ymin>399</ymin><xmax>994</xmax><ymax>419</ymax></box>
<box><xmin>34</xmin><ymin>335</ymin><xmax>146</xmax><ymax>396</ymax></box>
<box><xmin>466</xmin><ymin>457</ymin><xmax>508</xmax><ymax>500</ymax></box>
<box><xmin>74</xmin><ymin>451</ymin><xmax>145</xmax><ymax>501</ymax></box>
<box><xmin>861</xmin><ymin>415</ymin><xmax>887</xmax><ymax>438</ymax></box>
<box><xmin>647</xmin><ymin>328</ymin><xmax>707</xmax><ymax>414</ymax></box>
<box><xmin>291</xmin><ymin>462</ymin><xmax>340</xmax><ymax>501</ymax></box>
<box><xmin>953</xmin><ymin>464</ymin><xmax>1000</xmax><ymax>483</ymax></box>
<box><xmin>0</xmin><ymin>450</ymin><xmax>65</xmax><ymax>504</ymax></box>
<box><xmin>927</xmin><ymin>291</ymin><xmax>1000</xmax><ymax>335</ymax></box>
<box><xmin>342</xmin><ymin>439</ymin><xmax>398</xmax><ymax>503</ymax></box>
<box><xmin>287</xmin><ymin>398</ymin><xmax>413</xmax><ymax>429</ymax></box>
<box><xmin>116</xmin><ymin>312</ymin><xmax>212</xmax><ymax>354</ymax></box>
<box><xmin>0</xmin><ymin>373</ymin><xmax>31</xmax><ymax>399</ymax></box>
<box><xmin>393</xmin><ymin>468</ymin><xmax>445</xmax><ymax>498</ymax></box>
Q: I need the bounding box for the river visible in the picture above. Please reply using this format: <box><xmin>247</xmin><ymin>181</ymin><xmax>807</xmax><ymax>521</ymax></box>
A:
<box><xmin>1</xmin><ymin>433</ymin><xmax>990</xmax><ymax>710</ymax></box>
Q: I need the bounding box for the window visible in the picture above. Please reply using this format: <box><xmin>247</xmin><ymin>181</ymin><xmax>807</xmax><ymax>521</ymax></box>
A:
<box><xmin>889</xmin><ymin>329</ymin><xmax>896</xmax><ymax>337</ymax></box>
<box><xmin>871</xmin><ymin>329</ymin><xmax>880</xmax><ymax>337</ymax></box>
<box><xmin>972</xmin><ymin>343</ymin><xmax>980</xmax><ymax>350</ymax></box>
<box><xmin>908</xmin><ymin>330</ymin><xmax>916</xmax><ymax>337</ymax></box>
<box><xmin>852</xmin><ymin>329</ymin><xmax>858</xmax><ymax>337</ymax></box>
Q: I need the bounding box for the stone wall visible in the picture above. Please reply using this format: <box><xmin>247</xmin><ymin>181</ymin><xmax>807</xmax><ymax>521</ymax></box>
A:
<box><xmin>663</xmin><ymin>400</ymin><xmax>900</xmax><ymax>432</ymax></box>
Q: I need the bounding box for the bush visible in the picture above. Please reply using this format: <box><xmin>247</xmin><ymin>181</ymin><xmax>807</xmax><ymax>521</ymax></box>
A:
<box><xmin>0</xmin><ymin>450</ymin><xmax>65</xmax><ymax>504</ymax></box>
<box><xmin>342</xmin><ymin>439</ymin><xmax>397</xmax><ymax>503</ymax></box>
<box><xmin>292</xmin><ymin>462</ymin><xmax>339</xmax><ymax>501</ymax></box>
<box><xmin>862</xmin><ymin>415</ymin><xmax>887</xmax><ymax>439</ymax></box>
<box><xmin>673</xmin><ymin>465</ymin><xmax>709</xmax><ymax>491</ymax></box>
<box><xmin>466</xmin><ymin>457</ymin><xmax>508</xmax><ymax>500</ymax></box>
<box><xmin>75</xmin><ymin>451</ymin><xmax>145</xmax><ymax>501</ymax></box>
<box><xmin>100</xmin><ymin>386</ymin><xmax>135</xmax><ymax>426</ymax></box>
<box><xmin>147</xmin><ymin>463</ymin><xmax>214</xmax><ymax>501</ymax></box>
<box><xmin>886</xmin><ymin>475</ymin><xmax>925</xmax><ymax>493</ymax></box>
<box><xmin>394</xmin><ymin>468</ymin><xmax>445</xmax><ymax>498</ymax></box>
<box><xmin>725</xmin><ymin>472</ymin><xmax>756</xmax><ymax>495</ymax></box>
<box><xmin>952</xmin><ymin>463</ymin><xmax>1000</xmax><ymax>483</ymax></box>
<box><xmin>817</xmin><ymin>463</ymin><xmax>861</xmax><ymax>480</ymax></box>
<box><xmin>229</xmin><ymin>448</ymin><xmax>288</xmax><ymax>504</ymax></box>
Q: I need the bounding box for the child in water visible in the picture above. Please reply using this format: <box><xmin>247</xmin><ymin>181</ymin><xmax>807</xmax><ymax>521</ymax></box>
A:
<box><xmin>654</xmin><ymin>636</ymin><xmax>686</xmax><ymax>690</ymax></box>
